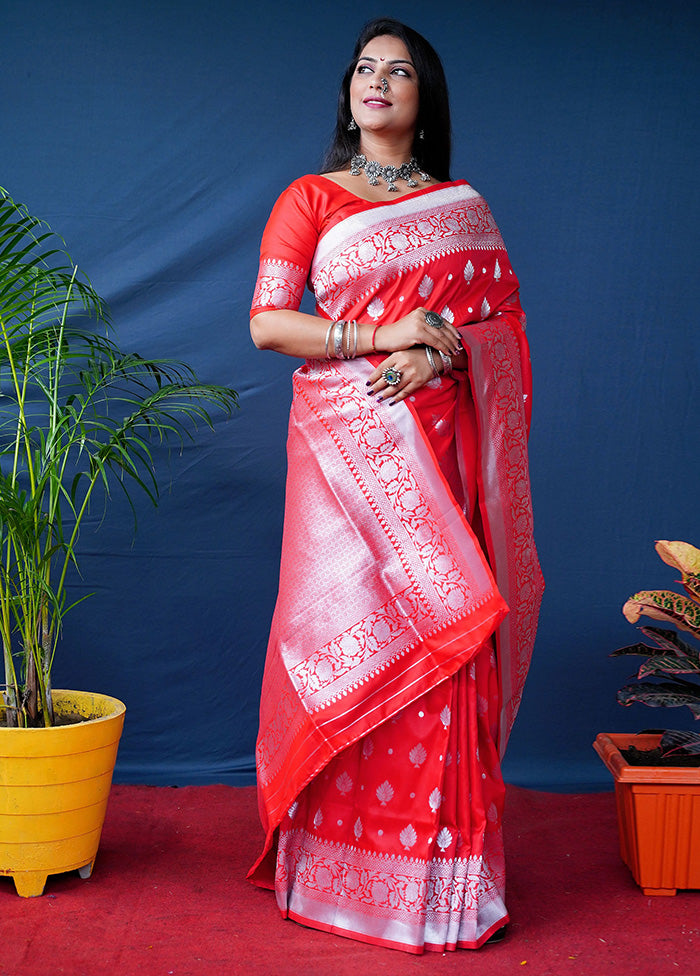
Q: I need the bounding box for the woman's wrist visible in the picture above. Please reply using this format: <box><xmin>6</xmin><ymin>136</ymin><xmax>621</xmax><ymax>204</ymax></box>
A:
<box><xmin>355</xmin><ymin>321</ymin><xmax>384</xmax><ymax>356</ymax></box>
<box><xmin>323</xmin><ymin>319</ymin><xmax>388</xmax><ymax>359</ymax></box>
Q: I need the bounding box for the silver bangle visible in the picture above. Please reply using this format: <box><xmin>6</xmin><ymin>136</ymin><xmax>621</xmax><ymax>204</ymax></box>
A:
<box><xmin>341</xmin><ymin>319</ymin><xmax>359</xmax><ymax>360</ymax></box>
<box><xmin>425</xmin><ymin>346</ymin><xmax>439</xmax><ymax>378</ymax></box>
<box><xmin>333</xmin><ymin>320</ymin><xmax>345</xmax><ymax>359</ymax></box>
<box><xmin>438</xmin><ymin>350</ymin><xmax>453</xmax><ymax>374</ymax></box>
<box><xmin>324</xmin><ymin>322</ymin><xmax>334</xmax><ymax>358</ymax></box>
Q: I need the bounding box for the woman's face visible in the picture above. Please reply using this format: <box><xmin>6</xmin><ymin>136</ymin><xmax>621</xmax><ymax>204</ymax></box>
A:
<box><xmin>349</xmin><ymin>35</ymin><xmax>420</xmax><ymax>145</ymax></box>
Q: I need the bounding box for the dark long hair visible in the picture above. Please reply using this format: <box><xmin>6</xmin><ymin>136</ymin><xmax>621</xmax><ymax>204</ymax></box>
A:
<box><xmin>320</xmin><ymin>18</ymin><xmax>452</xmax><ymax>182</ymax></box>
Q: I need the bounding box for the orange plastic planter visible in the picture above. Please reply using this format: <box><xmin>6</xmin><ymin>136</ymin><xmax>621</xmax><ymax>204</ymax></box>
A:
<box><xmin>594</xmin><ymin>732</ymin><xmax>700</xmax><ymax>896</ymax></box>
<box><xmin>0</xmin><ymin>690</ymin><xmax>125</xmax><ymax>897</ymax></box>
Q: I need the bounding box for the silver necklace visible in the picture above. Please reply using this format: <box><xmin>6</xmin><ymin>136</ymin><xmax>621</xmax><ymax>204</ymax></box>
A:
<box><xmin>349</xmin><ymin>155</ymin><xmax>431</xmax><ymax>193</ymax></box>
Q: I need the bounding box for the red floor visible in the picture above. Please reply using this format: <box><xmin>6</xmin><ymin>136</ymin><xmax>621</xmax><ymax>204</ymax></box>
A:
<box><xmin>1</xmin><ymin>784</ymin><xmax>696</xmax><ymax>975</ymax></box>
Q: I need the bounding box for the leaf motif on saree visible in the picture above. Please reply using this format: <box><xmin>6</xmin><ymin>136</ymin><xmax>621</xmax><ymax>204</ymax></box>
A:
<box><xmin>367</xmin><ymin>297</ymin><xmax>385</xmax><ymax>320</ymax></box>
<box><xmin>428</xmin><ymin>787</ymin><xmax>443</xmax><ymax>812</ymax></box>
<box><xmin>409</xmin><ymin>742</ymin><xmax>427</xmax><ymax>767</ymax></box>
<box><xmin>376</xmin><ymin>780</ymin><xmax>395</xmax><ymax>805</ymax></box>
<box><xmin>400</xmin><ymin>824</ymin><xmax>417</xmax><ymax>850</ymax></box>
<box><xmin>418</xmin><ymin>274</ymin><xmax>434</xmax><ymax>298</ymax></box>
<box><xmin>437</xmin><ymin>827</ymin><xmax>453</xmax><ymax>852</ymax></box>
<box><xmin>336</xmin><ymin>772</ymin><xmax>353</xmax><ymax>795</ymax></box>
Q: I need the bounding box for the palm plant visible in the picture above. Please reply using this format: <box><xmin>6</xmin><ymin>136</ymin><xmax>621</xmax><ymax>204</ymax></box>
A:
<box><xmin>0</xmin><ymin>187</ymin><xmax>238</xmax><ymax>728</ymax></box>
<box><xmin>612</xmin><ymin>540</ymin><xmax>700</xmax><ymax>756</ymax></box>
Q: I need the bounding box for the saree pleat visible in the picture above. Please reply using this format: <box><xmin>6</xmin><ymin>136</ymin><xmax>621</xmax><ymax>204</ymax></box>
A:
<box><xmin>275</xmin><ymin>645</ymin><xmax>506</xmax><ymax>952</ymax></box>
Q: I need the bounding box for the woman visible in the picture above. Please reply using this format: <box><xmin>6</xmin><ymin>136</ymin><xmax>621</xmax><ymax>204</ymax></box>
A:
<box><xmin>248</xmin><ymin>18</ymin><xmax>543</xmax><ymax>953</ymax></box>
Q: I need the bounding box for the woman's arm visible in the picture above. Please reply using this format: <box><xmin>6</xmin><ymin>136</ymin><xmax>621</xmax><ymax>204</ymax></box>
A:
<box><xmin>250</xmin><ymin>306</ymin><xmax>465</xmax><ymax>360</ymax></box>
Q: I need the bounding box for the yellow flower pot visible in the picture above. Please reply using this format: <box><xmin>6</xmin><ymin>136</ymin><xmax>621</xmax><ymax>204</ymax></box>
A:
<box><xmin>0</xmin><ymin>690</ymin><xmax>125</xmax><ymax>897</ymax></box>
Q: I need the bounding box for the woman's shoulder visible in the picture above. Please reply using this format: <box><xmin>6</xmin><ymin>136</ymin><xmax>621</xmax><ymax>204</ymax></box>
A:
<box><xmin>280</xmin><ymin>173</ymin><xmax>340</xmax><ymax>200</ymax></box>
<box><xmin>269</xmin><ymin>173</ymin><xmax>342</xmax><ymax>215</ymax></box>
<box><xmin>261</xmin><ymin>174</ymin><xmax>345</xmax><ymax>245</ymax></box>
<box><xmin>268</xmin><ymin>173</ymin><xmax>352</xmax><ymax>231</ymax></box>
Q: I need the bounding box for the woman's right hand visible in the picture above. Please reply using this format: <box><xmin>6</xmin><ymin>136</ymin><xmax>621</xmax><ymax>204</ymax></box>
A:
<box><xmin>373</xmin><ymin>307</ymin><xmax>463</xmax><ymax>358</ymax></box>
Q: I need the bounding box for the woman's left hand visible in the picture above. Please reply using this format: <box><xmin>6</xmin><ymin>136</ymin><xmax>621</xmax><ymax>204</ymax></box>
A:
<box><xmin>366</xmin><ymin>347</ymin><xmax>439</xmax><ymax>405</ymax></box>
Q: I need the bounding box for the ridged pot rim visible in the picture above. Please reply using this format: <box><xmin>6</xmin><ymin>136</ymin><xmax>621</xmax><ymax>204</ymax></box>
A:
<box><xmin>594</xmin><ymin>732</ymin><xmax>700</xmax><ymax>784</ymax></box>
<box><xmin>0</xmin><ymin>689</ymin><xmax>126</xmax><ymax>733</ymax></box>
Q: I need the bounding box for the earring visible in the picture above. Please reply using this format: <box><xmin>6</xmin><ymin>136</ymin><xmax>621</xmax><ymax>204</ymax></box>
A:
<box><xmin>348</xmin><ymin>118</ymin><xmax>357</xmax><ymax>131</ymax></box>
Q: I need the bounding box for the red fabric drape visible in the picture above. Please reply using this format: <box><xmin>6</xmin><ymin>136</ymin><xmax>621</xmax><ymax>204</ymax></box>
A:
<box><xmin>249</xmin><ymin>176</ymin><xmax>543</xmax><ymax>951</ymax></box>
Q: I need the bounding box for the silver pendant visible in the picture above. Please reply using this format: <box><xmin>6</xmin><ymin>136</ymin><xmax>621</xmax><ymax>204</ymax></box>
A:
<box><xmin>349</xmin><ymin>155</ymin><xmax>431</xmax><ymax>193</ymax></box>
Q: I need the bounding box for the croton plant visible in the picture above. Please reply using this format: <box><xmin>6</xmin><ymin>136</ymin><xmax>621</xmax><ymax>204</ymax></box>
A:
<box><xmin>612</xmin><ymin>540</ymin><xmax>700</xmax><ymax>756</ymax></box>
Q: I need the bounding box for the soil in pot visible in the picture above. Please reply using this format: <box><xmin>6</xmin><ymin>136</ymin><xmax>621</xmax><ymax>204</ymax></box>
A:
<box><xmin>620</xmin><ymin>746</ymin><xmax>700</xmax><ymax>767</ymax></box>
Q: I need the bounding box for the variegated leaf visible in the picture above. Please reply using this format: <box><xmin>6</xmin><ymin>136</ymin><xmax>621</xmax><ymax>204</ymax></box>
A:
<box><xmin>682</xmin><ymin>574</ymin><xmax>700</xmax><ymax>602</ymax></box>
<box><xmin>655</xmin><ymin>541</ymin><xmax>700</xmax><ymax>576</ymax></box>
<box><xmin>638</xmin><ymin>654</ymin><xmax>700</xmax><ymax>679</ymax></box>
<box><xmin>640</xmin><ymin>626</ymin><xmax>700</xmax><ymax>659</ymax></box>
<box><xmin>617</xmin><ymin>681</ymin><xmax>700</xmax><ymax>718</ymax></box>
<box><xmin>661</xmin><ymin>729</ymin><xmax>700</xmax><ymax>756</ymax></box>
<box><xmin>623</xmin><ymin>591</ymin><xmax>700</xmax><ymax>639</ymax></box>
<box><xmin>611</xmin><ymin>641</ymin><xmax>668</xmax><ymax>658</ymax></box>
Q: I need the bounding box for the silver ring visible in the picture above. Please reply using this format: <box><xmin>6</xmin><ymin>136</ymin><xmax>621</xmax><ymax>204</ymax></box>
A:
<box><xmin>425</xmin><ymin>311</ymin><xmax>445</xmax><ymax>330</ymax></box>
<box><xmin>382</xmin><ymin>366</ymin><xmax>402</xmax><ymax>387</ymax></box>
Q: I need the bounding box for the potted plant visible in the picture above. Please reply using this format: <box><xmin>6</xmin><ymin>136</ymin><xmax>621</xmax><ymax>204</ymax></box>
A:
<box><xmin>594</xmin><ymin>540</ymin><xmax>700</xmax><ymax>895</ymax></box>
<box><xmin>0</xmin><ymin>187</ymin><xmax>238</xmax><ymax>895</ymax></box>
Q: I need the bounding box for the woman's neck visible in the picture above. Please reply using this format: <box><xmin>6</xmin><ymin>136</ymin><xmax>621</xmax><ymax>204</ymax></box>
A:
<box><xmin>358</xmin><ymin>133</ymin><xmax>415</xmax><ymax>166</ymax></box>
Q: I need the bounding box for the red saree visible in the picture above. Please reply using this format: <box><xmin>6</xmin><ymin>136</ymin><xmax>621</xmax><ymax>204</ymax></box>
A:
<box><xmin>249</xmin><ymin>176</ymin><xmax>543</xmax><ymax>952</ymax></box>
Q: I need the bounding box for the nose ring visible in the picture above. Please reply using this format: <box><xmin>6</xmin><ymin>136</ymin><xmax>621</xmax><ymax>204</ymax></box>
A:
<box><xmin>380</xmin><ymin>78</ymin><xmax>389</xmax><ymax>94</ymax></box>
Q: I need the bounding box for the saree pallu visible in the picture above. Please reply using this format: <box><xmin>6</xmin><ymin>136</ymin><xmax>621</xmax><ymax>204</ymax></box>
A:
<box><xmin>250</xmin><ymin>177</ymin><xmax>543</xmax><ymax>952</ymax></box>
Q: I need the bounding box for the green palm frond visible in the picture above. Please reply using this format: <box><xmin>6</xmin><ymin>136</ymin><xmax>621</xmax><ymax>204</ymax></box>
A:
<box><xmin>0</xmin><ymin>186</ymin><xmax>238</xmax><ymax>727</ymax></box>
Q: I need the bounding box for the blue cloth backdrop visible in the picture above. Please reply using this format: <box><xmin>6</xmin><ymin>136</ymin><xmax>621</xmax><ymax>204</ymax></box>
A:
<box><xmin>1</xmin><ymin>0</ymin><xmax>698</xmax><ymax>789</ymax></box>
